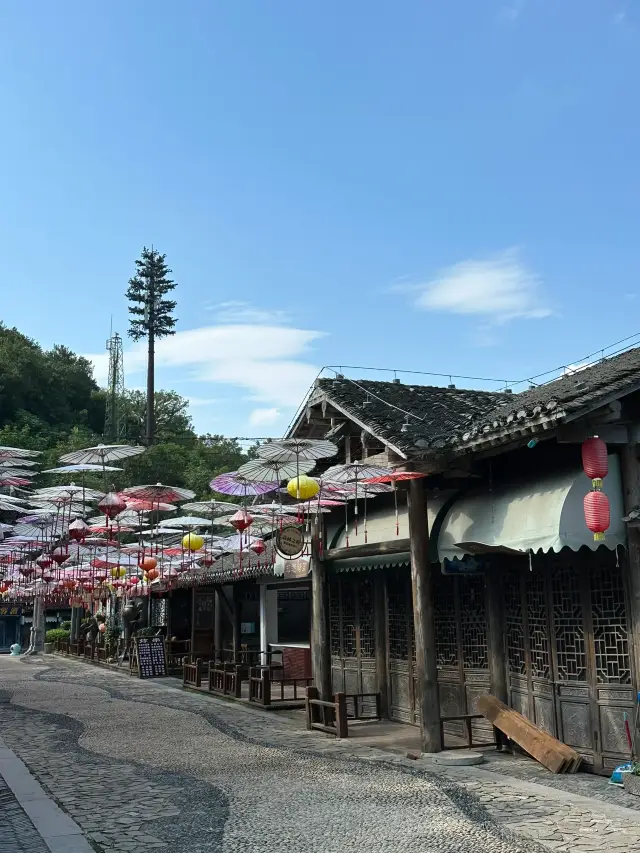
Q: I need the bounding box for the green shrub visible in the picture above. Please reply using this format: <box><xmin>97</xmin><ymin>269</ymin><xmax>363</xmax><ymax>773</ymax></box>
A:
<box><xmin>45</xmin><ymin>628</ymin><xmax>70</xmax><ymax>644</ymax></box>
<box><xmin>60</xmin><ymin>621</ymin><xmax>71</xmax><ymax>631</ymax></box>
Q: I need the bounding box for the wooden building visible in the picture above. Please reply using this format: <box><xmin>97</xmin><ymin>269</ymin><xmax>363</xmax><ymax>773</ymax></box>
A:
<box><xmin>289</xmin><ymin>350</ymin><xmax>640</xmax><ymax>773</ymax></box>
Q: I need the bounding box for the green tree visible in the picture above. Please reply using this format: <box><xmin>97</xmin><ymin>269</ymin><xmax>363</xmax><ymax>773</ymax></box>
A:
<box><xmin>126</xmin><ymin>247</ymin><xmax>177</xmax><ymax>445</ymax></box>
<box><xmin>122</xmin><ymin>390</ymin><xmax>194</xmax><ymax>444</ymax></box>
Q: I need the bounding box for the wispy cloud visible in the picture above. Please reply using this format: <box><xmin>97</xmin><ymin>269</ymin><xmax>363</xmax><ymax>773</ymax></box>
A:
<box><xmin>86</xmin><ymin>313</ymin><xmax>325</xmax><ymax>411</ymax></box>
<box><xmin>499</xmin><ymin>0</ymin><xmax>525</xmax><ymax>22</ymax></box>
<box><xmin>406</xmin><ymin>249</ymin><xmax>551</xmax><ymax>325</ymax></box>
<box><xmin>614</xmin><ymin>9</ymin><xmax>626</xmax><ymax>25</ymax></box>
<box><xmin>248</xmin><ymin>408</ymin><xmax>281</xmax><ymax>427</ymax></box>
<box><xmin>205</xmin><ymin>301</ymin><xmax>292</xmax><ymax>325</ymax></box>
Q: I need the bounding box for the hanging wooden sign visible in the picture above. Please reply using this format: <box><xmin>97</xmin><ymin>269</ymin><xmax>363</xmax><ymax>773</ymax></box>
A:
<box><xmin>275</xmin><ymin>525</ymin><xmax>305</xmax><ymax>558</ymax></box>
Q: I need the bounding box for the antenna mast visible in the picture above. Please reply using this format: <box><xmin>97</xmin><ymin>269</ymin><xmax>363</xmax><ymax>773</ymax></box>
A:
<box><xmin>104</xmin><ymin>331</ymin><xmax>125</xmax><ymax>441</ymax></box>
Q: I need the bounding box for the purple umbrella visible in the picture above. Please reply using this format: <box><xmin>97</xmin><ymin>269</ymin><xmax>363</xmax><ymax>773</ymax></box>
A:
<box><xmin>209</xmin><ymin>472</ymin><xmax>278</xmax><ymax>498</ymax></box>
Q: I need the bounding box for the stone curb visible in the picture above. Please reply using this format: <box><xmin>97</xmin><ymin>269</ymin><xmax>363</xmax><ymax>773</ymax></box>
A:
<box><xmin>0</xmin><ymin>735</ymin><xmax>94</xmax><ymax>853</ymax></box>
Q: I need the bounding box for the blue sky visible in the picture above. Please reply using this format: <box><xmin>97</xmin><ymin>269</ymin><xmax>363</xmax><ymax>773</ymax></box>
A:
<box><xmin>1</xmin><ymin>1</ymin><xmax>639</xmax><ymax>438</ymax></box>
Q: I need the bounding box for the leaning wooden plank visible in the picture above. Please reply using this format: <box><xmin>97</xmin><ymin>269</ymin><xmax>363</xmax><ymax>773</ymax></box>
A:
<box><xmin>476</xmin><ymin>695</ymin><xmax>580</xmax><ymax>774</ymax></box>
<box><xmin>477</xmin><ymin>695</ymin><xmax>579</xmax><ymax>764</ymax></box>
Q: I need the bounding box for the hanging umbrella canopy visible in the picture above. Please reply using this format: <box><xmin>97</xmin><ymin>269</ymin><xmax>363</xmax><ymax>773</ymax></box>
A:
<box><xmin>164</xmin><ymin>515</ymin><xmax>214</xmax><ymax>527</ymax></box>
<box><xmin>34</xmin><ymin>484</ymin><xmax>104</xmax><ymax>501</ymax></box>
<box><xmin>59</xmin><ymin>444</ymin><xmax>145</xmax><ymax>465</ymax></box>
<box><xmin>210</xmin><ymin>472</ymin><xmax>278</xmax><ymax>497</ymax></box>
<box><xmin>0</xmin><ymin>459</ymin><xmax>39</xmax><ymax>468</ymax></box>
<box><xmin>219</xmin><ymin>533</ymin><xmax>259</xmax><ymax>551</ymax></box>
<box><xmin>0</xmin><ymin>446</ymin><xmax>41</xmax><ymax>459</ymax></box>
<box><xmin>43</xmin><ymin>463</ymin><xmax>124</xmax><ymax>474</ymax></box>
<box><xmin>119</xmin><ymin>496</ymin><xmax>177</xmax><ymax>513</ymax></box>
<box><xmin>0</xmin><ymin>495</ymin><xmax>31</xmax><ymax>511</ymax></box>
<box><xmin>237</xmin><ymin>458</ymin><xmax>314</xmax><ymax>483</ymax></box>
<box><xmin>121</xmin><ymin>483</ymin><xmax>195</xmax><ymax>503</ymax></box>
<box><xmin>0</xmin><ymin>476</ymin><xmax>34</xmax><ymax>487</ymax></box>
<box><xmin>256</xmin><ymin>438</ymin><xmax>338</xmax><ymax>464</ymax></box>
<box><xmin>182</xmin><ymin>499</ymin><xmax>241</xmax><ymax>516</ymax></box>
<box><xmin>323</xmin><ymin>462</ymin><xmax>392</xmax><ymax>484</ymax></box>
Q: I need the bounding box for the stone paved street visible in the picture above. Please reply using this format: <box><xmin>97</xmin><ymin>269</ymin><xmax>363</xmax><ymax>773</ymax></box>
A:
<box><xmin>1</xmin><ymin>656</ymin><xmax>639</xmax><ymax>853</ymax></box>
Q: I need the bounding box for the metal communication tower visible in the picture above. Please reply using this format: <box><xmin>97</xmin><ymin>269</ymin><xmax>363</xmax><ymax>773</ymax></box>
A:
<box><xmin>104</xmin><ymin>331</ymin><xmax>125</xmax><ymax>441</ymax></box>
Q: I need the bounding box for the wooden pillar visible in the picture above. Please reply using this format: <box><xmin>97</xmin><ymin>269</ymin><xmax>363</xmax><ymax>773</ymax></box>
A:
<box><xmin>311</xmin><ymin>520</ymin><xmax>332</xmax><ymax>701</ymax></box>
<box><xmin>190</xmin><ymin>586</ymin><xmax>196</xmax><ymax>655</ymax></box>
<box><xmin>619</xmin><ymin>444</ymin><xmax>640</xmax><ymax>696</ymax></box>
<box><xmin>214</xmin><ymin>587</ymin><xmax>222</xmax><ymax>653</ymax></box>
<box><xmin>232</xmin><ymin>585</ymin><xmax>241</xmax><ymax>653</ymax></box>
<box><xmin>486</xmin><ymin>565</ymin><xmax>508</xmax><ymax>704</ymax></box>
<box><xmin>407</xmin><ymin>478</ymin><xmax>441</xmax><ymax>753</ymax></box>
<box><xmin>373</xmin><ymin>573</ymin><xmax>389</xmax><ymax>717</ymax></box>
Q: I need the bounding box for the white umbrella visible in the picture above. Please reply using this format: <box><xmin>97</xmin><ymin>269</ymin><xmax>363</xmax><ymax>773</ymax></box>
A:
<box><xmin>0</xmin><ymin>459</ymin><xmax>39</xmax><ymax>468</ymax></box>
<box><xmin>59</xmin><ymin>444</ymin><xmax>145</xmax><ymax>465</ymax></box>
<box><xmin>165</xmin><ymin>515</ymin><xmax>213</xmax><ymax>527</ymax></box>
<box><xmin>43</xmin><ymin>463</ymin><xmax>124</xmax><ymax>474</ymax></box>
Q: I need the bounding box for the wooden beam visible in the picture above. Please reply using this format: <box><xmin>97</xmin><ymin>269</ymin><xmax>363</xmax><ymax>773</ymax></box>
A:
<box><xmin>373</xmin><ymin>573</ymin><xmax>389</xmax><ymax>718</ymax></box>
<box><xmin>619</xmin><ymin>443</ymin><xmax>640</xmax><ymax>758</ymax></box>
<box><xmin>213</xmin><ymin>584</ymin><xmax>234</xmax><ymax>622</ymax></box>
<box><xmin>407</xmin><ymin>478</ymin><xmax>441</xmax><ymax>753</ymax></box>
<box><xmin>310</xmin><ymin>519</ymin><xmax>332</xmax><ymax>701</ymax></box>
<box><xmin>326</xmin><ymin>538</ymin><xmax>410</xmax><ymax>563</ymax></box>
<box><xmin>214</xmin><ymin>588</ymin><xmax>222</xmax><ymax>652</ymax></box>
<box><xmin>485</xmin><ymin>568</ymin><xmax>507</xmax><ymax>704</ymax></box>
<box><xmin>232</xmin><ymin>585</ymin><xmax>241</xmax><ymax>653</ymax></box>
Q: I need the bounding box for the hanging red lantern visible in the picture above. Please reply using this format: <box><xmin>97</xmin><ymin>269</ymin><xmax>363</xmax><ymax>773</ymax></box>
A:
<box><xmin>582</xmin><ymin>437</ymin><xmax>608</xmax><ymax>483</ymax></box>
<box><xmin>250</xmin><ymin>539</ymin><xmax>266</xmax><ymax>556</ymax></box>
<box><xmin>139</xmin><ymin>556</ymin><xmax>157</xmax><ymax>573</ymax></box>
<box><xmin>69</xmin><ymin>518</ymin><xmax>89</xmax><ymax>542</ymax></box>
<box><xmin>42</xmin><ymin>573</ymin><xmax>54</xmax><ymax>583</ymax></box>
<box><xmin>19</xmin><ymin>566</ymin><xmax>34</xmax><ymax>577</ymax></box>
<box><xmin>230</xmin><ymin>510</ymin><xmax>253</xmax><ymax>532</ymax></box>
<box><xmin>98</xmin><ymin>492</ymin><xmax>127</xmax><ymax>520</ymax></box>
<box><xmin>584</xmin><ymin>490</ymin><xmax>610</xmax><ymax>541</ymax></box>
<box><xmin>36</xmin><ymin>555</ymin><xmax>53</xmax><ymax>570</ymax></box>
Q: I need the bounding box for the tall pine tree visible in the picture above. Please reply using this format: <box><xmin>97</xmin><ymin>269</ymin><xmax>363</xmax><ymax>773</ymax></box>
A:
<box><xmin>126</xmin><ymin>247</ymin><xmax>177</xmax><ymax>444</ymax></box>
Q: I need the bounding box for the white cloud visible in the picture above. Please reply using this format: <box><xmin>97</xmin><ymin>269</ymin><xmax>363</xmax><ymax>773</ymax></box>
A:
<box><xmin>248</xmin><ymin>408</ymin><xmax>281</xmax><ymax>427</ymax></box>
<box><xmin>187</xmin><ymin>397</ymin><xmax>220</xmax><ymax>407</ymax></box>
<box><xmin>614</xmin><ymin>9</ymin><xmax>626</xmax><ymax>25</ymax></box>
<box><xmin>205</xmin><ymin>301</ymin><xmax>291</xmax><ymax>325</ymax></box>
<box><xmin>86</xmin><ymin>322</ymin><xmax>324</xmax><ymax>410</ymax></box>
<box><xmin>410</xmin><ymin>249</ymin><xmax>551</xmax><ymax>324</ymax></box>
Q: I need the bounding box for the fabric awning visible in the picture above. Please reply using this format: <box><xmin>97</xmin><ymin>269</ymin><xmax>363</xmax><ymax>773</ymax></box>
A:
<box><xmin>437</xmin><ymin>454</ymin><xmax>626</xmax><ymax>562</ymax></box>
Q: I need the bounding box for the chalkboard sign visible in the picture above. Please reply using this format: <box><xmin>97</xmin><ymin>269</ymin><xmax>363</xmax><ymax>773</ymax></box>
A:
<box><xmin>133</xmin><ymin>636</ymin><xmax>167</xmax><ymax>679</ymax></box>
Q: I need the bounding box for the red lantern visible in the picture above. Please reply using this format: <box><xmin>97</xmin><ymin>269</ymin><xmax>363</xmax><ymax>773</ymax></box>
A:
<box><xmin>36</xmin><ymin>555</ymin><xmax>53</xmax><ymax>570</ymax></box>
<box><xmin>69</xmin><ymin>518</ymin><xmax>89</xmax><ymax>542</ymax></box>
<box><xmin>582</xmin><ymin>437</ymin><xmax>608</xmax><ymax>483</ymax></box>
<box><xmin>250</xmin><ymin>539</ymin><xmax>266</xmax><ymax>556</ymax></box>
<box><xmin>230</xmin><ymin>510</ymin><xmax>253</xmax><ymax>532</ymax></box>
<box><xmin>42</xmin><ymin>573</ymin><xmax>54</xmax><ymax>583</ymax></box>
<box><xmin>51</xmin><ymin>547</ymin><xmax>69</xmax><ymax>566</ymax></box>
<box><xmin>19</xmin><ymin>566</ymin><xmax>34</xmax><ymax>577</ymax></box>
<box><xmin>584</xmin><ymin>490</ymin><xmax>610</xmax><ymax>541</ymax></box>
<box><xmin>139</xmin><ymin>556</ymin><xmax>157</xmax><ymax>573</ymax></box>
<box><xmin>98</xmin><ymin>492</ymin><xmax>127</xmax><ymax>520</ymax></box>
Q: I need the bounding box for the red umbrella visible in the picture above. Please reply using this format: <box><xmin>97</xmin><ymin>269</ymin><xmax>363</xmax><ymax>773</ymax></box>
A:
<box><xmin>363</xmin><ymin>471</ymin><xmax>427</xmax><ymax>536</ymax></box>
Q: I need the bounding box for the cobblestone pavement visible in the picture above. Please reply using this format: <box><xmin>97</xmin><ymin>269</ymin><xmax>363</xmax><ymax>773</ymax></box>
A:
<box><xmin>0</xmin><ymin>656</ymin><xmax>543</xmax><ymax>853</ymax></box>
<box><xmin>0</xmin><ymin>656</ymin><xmax>638</xmax><ymax>853</ymax></box>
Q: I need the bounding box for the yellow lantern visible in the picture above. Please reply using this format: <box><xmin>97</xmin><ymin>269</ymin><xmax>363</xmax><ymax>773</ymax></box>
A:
<box><xmin>287</xmin><ymin>475</ymin><xmax>320</xmax><ymax>501</ymax></box>
<box><xmin>110</xmin><ymin>566</ymin><xmax>126</xmax><ymax>579</ymax></box>
<box><xmin>183</xmin><ymin>532</ymin><xmax>205</xmax><ymax>551</ymax></box>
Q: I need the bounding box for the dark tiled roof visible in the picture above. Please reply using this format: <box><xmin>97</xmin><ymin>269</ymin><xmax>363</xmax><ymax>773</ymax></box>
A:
<box><xmin>314</xmin><ymin>378</ymin><xmax>509</xmax><ymax>456</ymax></box>
<box><xmin>315</xmin><ymin>347</ymin><xmax>640</xmax><ymax>460</ymax></box>
<box><xmin>447</xmin><ymin>346</ymin><xmax>640</xmax><ymax>450</ymax></box>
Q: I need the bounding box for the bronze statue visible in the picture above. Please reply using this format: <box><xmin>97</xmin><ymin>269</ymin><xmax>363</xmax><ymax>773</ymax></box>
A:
<box><xmin>119</xmin><ymin>599</ymin><xmax>147</xmax><ymax>661</ymax></box>
<box><xmin>80</xmin><ymin>615</ymin><xmax>99</xmax><ymax>644</ymax></box>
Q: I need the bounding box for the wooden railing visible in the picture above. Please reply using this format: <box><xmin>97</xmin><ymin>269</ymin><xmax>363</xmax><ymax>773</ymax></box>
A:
<box><xmin>248</xmin><ymin>668</ymin><xmax>313</xmax><ymax>706</ymax></box>
<box><xmin>439</xmin><ymin>714</ymin><xmax>496</xmax><ymax>750</ymax></box>
<box><xmin>306</xmin><ymin>687</ymin><xmax>349</xmax><ymax>738</ymax></box>
<box><xmin>83</xmin><ymin>643</ymin><xmax>95</xmax><ymax>661</ymax></box>
<box><xmin>183</xmin><ymin>659</ymin><xmax>203</xmax><ymax>688</ymax></box>
<box><xmin>208</xmin><ymin>662</ymin><xmax>242</xmax><ymax>698</ymax></box>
